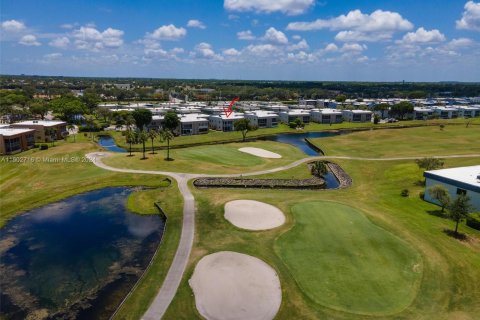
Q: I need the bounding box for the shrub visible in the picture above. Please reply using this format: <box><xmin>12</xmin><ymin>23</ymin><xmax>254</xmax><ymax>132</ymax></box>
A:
<box><xmin>289</xmin><ymin>121</ymin><xmax>297</xmax><ymax>129</ymax></box>
<box><xmin>466</xmin><ymin>213</ymin><xmax>480</xmax><ymax>230</ymax></box>
<box><xmin>419</xmin><ymin>191</ymin><xmax>425</xmax><ymax>200</ymax></box>
<box><xmin>401</xmin><ymin>189</ymin><xmax>409</xmax><ymax>197</ymax></box>
<box><xmin>40</xmin><ymin>144</ymin><xmax>48</xmax><ymax>150</ymax></box>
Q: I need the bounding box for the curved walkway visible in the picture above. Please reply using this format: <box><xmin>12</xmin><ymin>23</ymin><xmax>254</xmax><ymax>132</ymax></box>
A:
<box><xmin>85</xmin><ymin>152</ymin><xmax>480</xmax><ymax>319</ymax></box>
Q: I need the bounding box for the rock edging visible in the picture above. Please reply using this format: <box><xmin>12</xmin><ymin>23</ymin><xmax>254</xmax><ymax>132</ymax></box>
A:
<box><xmin>326</xmin><ymin>162</ymin><xmax>352</xmax><ymax>188</ymax></box>
<box><xmin>193</xmin><ymin>177</ymin><xmax>326</xmax><ymax>189</ymax></box>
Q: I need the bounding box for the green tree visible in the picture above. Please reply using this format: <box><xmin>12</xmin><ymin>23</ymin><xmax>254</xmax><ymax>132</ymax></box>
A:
<box><xmin>148</xmin><ymin>129</ymin><xmax>158</xmax><ymax>154</ymax></box>
<box><xmin>125</xmin><ymin>129</ymin><xmax>135</xmax><ymax>157</ymax></box>
<box><xmin>335</xmin><ymin>94</ymin><xmax>347</xmax><ymax>102</ymax></box>
<box><xmin>159</xmin><ymin>128</ymin><xmax>174</xmax><ymax>160</ymax></box>
<box><xmin>416</xmin><ymin>158</ymin><xmax>444</xmax><ymax>172</ymax></box>
<box><xmin>163</xmin><ymin>111</ymin><xmax>180</xmax><ymax>132</ymax></box>
<box><xmin>390</xmin><ymin>101</ymin><xmax>414</xmax><ymax>120</ymax></box>
<box><xmin>427</xmin><ymin>185</ymin><xmax>451</xmax><ymax>213</ymax></box>
<box><xmin>81</xmin><ymin>92</ymin><xmax>101</xmax><ymax>113</ymax></box>
<box><xmin>132</xmin><ymin>109</ymin><xmax>153</xmax><ymax>130</ymax></box>
<box><xmin>96</xmin><ymin>106</ymin><xmax>112</xmax><ymax>123</ymax></box>
<box><xmin>234</xmin><ymin>118</ymin><xmax>256</xmax><ymax>142</ymax></box>
<box><xmin>310</xmin><ymin>161</ymin><xmax>328</xmax><ymax>177</ymax></box>
<box><xmin>49</xmin><ymin>95</ymin><xmax>87</xmax><ymax>121</ymax></box>
<box><xmin>138</xmin><ymin>129</ymin><xmax>149</xmax><ymax>159</ymax></box>
<box><xmin>29</xmin><ymin>101</ymin><xmax>49</xmax><ymax>120</ymax></box>
<box><xmin>448</xmin><ymin>195</ymin><xmax>473</xmax><ymax>236</ymax></box>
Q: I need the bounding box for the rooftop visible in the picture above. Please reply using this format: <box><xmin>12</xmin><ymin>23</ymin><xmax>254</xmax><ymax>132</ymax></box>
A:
<box><xmin>425</xmin><ymin>165</ymin><xmax>480</xmax><ymax>191</ymax></box>
<box><xmin>14</xmin><ymin>120</ymin><xmax>66</xmax><ymax>127</ymax></box>
<box><xmin>0</xmin><ymin>127</ymin><xmax>35</xmax><ymax>137</ymax></box>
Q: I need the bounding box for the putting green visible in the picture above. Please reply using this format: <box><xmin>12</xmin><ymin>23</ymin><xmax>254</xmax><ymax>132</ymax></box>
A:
<box><xmin>275</xmin><ymin>201</ymin><xmax>422</xmax><ymax>315</ymax></box>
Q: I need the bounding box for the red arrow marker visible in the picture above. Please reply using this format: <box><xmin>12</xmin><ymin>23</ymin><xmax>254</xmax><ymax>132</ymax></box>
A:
<box><xmin>223</xmin><ymin>97</ymin><xmax>239</xmax><ymax>118</ymax></box>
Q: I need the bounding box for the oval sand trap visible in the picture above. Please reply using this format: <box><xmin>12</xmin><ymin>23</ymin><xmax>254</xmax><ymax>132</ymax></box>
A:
<box><xmin>189</xmin><ymin>251</ymin><xmax>282</xmax><ymax>320</ymax></box>
<box><xmin>225</xmin><ymin>200</ymin><xmax>285</xmax><ymax>230</ymax></box>
<box><xmin>238</xmin><ymin>147</ymin><xmax>282</xmax><ymax>158</ymax></box>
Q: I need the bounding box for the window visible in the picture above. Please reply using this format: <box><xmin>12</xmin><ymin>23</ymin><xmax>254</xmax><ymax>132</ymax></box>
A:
<box><xmin>258</xmin><ymin>119</ymin><xmax>267</xmax><ymax>127</ymax></box>
<box><xmin>456</xmin><ymin>188</ymin><xmax>467</xmax><ymax>195</ymax></box>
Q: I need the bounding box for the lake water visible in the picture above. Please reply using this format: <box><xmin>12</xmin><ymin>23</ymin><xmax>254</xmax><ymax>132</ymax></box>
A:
<box><xmin>98</xmin><ymin>135</ymin><xmax>127</xmax><ymax>153</ymax></box>
<box><xmin>262</xmin><ymin>131</ymin><xmax>341</xmax><ymax>156</ymax></box>
<box><xmin>0</xmin><ymin>187</ymin><xmax>165</xmax><ymax>320</ymax></box>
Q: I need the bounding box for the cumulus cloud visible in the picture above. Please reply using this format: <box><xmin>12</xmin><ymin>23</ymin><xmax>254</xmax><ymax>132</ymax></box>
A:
<box><xmin>192</xmin><ymin>42</ymin><xmax>223</xmax><ymax>60</ymax></box>
<box><xmin>262</xmin><ymin>27</ymin><xmax>288</xmax><ymax>45</ymax></box>
<box><xmin>340</xmin><ymin>43</ymin><xmax>367</xmax><ymax>53</ymax></box>
<box><xmin>49</xmin><ymin>36</ymin><xmax>70</xmax><ymax>49</ymax></box>
<box><xmin>187</xmin><ymin>19</ymin><xmax>206</xmax><ymax>29</ymax></box>
<box><xmin>456</xmin><ymin>1</ymin><xmax>480</xmax><ymax>31</ymax></box>
<box><xmin>19</xmin><ymin>34</ymin><xmax>40</xmax><ymax>46</ymax></box>
<box><xmin>1</xmin><ymin>19</ymin><xmax>26</xmax><ymax>33</ymax></box>
<box><xmin>398</xmin><ymin>27</ymin><xmax>446</xmax><ymax>44</ymax></box>
<box><xmin>287</xmin><ymin>50</ymin><xmax>317</xmax><ymax>62</ymax></box>
<box><xmin>223</xmin><ymin>48</ymin><xmax>241</xmax><ymax>56</ymax></box>
<box><xmin>44</xmin><ymin>53</ymin><xmax>62</xmax><ymax>60</ymax></box>
<box><xmin>288</xmin><ymin>39</ymin><xmax>309</xmax><ymax>51</ymax></box>
<box><xmin>147</xmin><ymin>24</ymin><xmax>186</xmax><ymax>40</ymax></box>
<box><xmin>324</xmin><ymin>43</ymin><xmax>338</xmax><ymax>52</ymax></box>
<box><xmin>287</xmin><ymin>9</ymin><xmax>413</xmax><ymax>42</ymax></box>
<box><xmin>237</xmin><ymin>30</ymin><xmax>255</xmax><ymax>40</ymax></box>
<box><xmin>245</xmin><ymin>43</ymin><xmax>277</xmax><ymax>56</ymax></box>
<box><xmin>224</xmin><ymin>0</ymin><xmax>315</xmax><ymax>15</ymax></box>
<box><xmin>73</xmin><ymin>26</ymin><xmax>124</xmax><ymax>50</ymax></box>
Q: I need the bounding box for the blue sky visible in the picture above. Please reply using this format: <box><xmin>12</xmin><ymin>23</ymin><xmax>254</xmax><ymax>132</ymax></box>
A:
<box><xmin>1</xmin><ymin>0</ymin><xmax>479</xmax><ymax>81</ymax></box>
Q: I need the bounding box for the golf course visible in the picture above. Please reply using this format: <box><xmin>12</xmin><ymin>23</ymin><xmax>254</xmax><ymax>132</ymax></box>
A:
<box><xmin>1</xmin><ymin>121</ymin><xmax>479</xmax><ymax>319</ymax></box>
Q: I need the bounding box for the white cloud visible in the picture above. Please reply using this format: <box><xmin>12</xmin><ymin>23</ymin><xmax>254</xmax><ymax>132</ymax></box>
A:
<box><xmin>324</xmin><ymin>43</ymin><xmax>338</xmax><ymax>52</ymax></box>
<box><xmin>19</xmin><ymin>34</ymin><xmax>40</xmax><ymax>46</ymax></box>
<box><xmin>147</xmin><ymin>24</ymin><xmax>186</xmax><ymax>40</ymax></box>
<box><xmin>223</xmin><ymin>48</ymin><xmax>241</xmax><ymax>56</ymax></box>
<box><xmin>245</xmin><ymin>43</ymin><xmax>277</xmax><ymax>56</ymax></box>
<box><xmin>288</xmin><ymin>39</ymin><xmax>309</xmax><ymax>51</ymax></box>
<box><xmin>192</xmin><ymin>42</ymin><xmax>223</xmax><ymax>60</ymax></box>
<box><xmin>49</xmin><ymin>36</ymin><xmax>70</xmax><ymax>49</ymax></box>
<box><xmin>398</xmin><ymin>27</ymin><xmax>446</xmax><ymax>44</ymax></box>
<box><xmin>1</xmin><ymin>19</ymin><xmax>26</xmax><ymax>33</ymax></box>
<box><xmin>171</xmin><ymin>47</ymin><xmax>185</xmax><ymax>54</ymax></box>
<box><xmin>262</xmin><ymin>27</ymin><xmax>288</xmax><ymax>45</ymax></box>
<box><xmin>340</xmin><ymin>43</ymin><xmax>367</xmax><ymax>53</ymax></box>
<box><xmin>61</xmin><ymin>23</ymin><xmax>78</xmax><ymax>29</ymax></box>
<box><xmin>287</xmin><ymin>9</ymin><xmax>413</xmax><ymax>32</ymax></box>
<box><xmin>237</xmin><ymin>30</ymin><xmax>255</xmax><ymax>40</ymax></box>
<box><xmin>228</xmin><ymin>14</ymin><xmax>240</xmax><ymax>20</ymax></box>
<box><xmin>224</xmin><ymin>0</ymin><xmax>315</xmax><ymax>15</ymax></box>
<box><xmin>446</xmin><ymin>37</ymin><xmax>474</xmax><ymax>48</ymax></box>
<box><xmin>292</xmin><ymin>35</ymin><xmax>302</xmax><ymax>40</ymax></box>
<box><xmin>187</xmin><ymin>19</ymin><xmax>206</xmax><ymax>29</ymax></box>
<box><xmin>44</xmin><ymin>53</ymin><xmax>62</xmax><ymax>60</ymax></box>
<box><xmin>287</xmin><ymin>51</ymin><xmax>317</xmax><ymax>62</ymax></box>
<box><xmin>73</xmin><ymin>26</ymin><xmax>124</xmax><ymax>50</ymax></box>
<box><xmin>456</xmin><ymin>1</ymin><xmax>480</xmax><ymax>31</ymax></box>
<box><xmin>335</xmin><ymin>30</ymin><xmax>392</xmax><ymax>42</ymax></box>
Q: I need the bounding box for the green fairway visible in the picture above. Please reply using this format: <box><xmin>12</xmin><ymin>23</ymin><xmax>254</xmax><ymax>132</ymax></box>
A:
<box><xmin>275</xmin><ymin>201</ymin><xmax>422</xmax><ymax>315</ymax></box>
<box><xmin>311</xmin><ymin>125</ymin><xmax>480</xmax><ymax>157</ymax></box>
<box><xmin>102</xmin><ymin>141</ymin><xmax>303</xmax><ymax>174</ymax></box>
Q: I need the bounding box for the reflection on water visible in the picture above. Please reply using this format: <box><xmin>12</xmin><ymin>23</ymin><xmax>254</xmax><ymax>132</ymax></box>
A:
<box><xmin>98</xmin><ymin>135</ymin><xmax>127</xmax><ymax>153</ymax></box>
<box><xmin>263</xmin><ymin>131</ymin><xmax>341</xmax><ymax>156</ymax></box>
<box><xmin>0</xmin><ymin>187</ymin><xmax>164</xmax><ymax>320</ymax></box>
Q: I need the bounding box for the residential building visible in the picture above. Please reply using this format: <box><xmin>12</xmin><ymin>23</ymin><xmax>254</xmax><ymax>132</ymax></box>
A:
<box><xmin>11</xmin><ymin>120</ymin><xmax>67</xmax><ymax>142</ymax></box>
<box><xmin>244</xmin><ymin>111</ymin><xmax>279</xmax><ymax>128</ymax></box>
<box><xmin>310</xmin><ymin>109</ymin><xmax>343</xmax><ymax>124</ymax></box>
<box><xmin>341</xmin><ymin>110</ymin><xmax>373</xmax><ymax>122</ymax></box>
<box><xmin>178</xmin><ymin>114</ymin><xmax>209</xmax><ymax>135</ymax></box>
<box><xmin>433</xmin><ymin>106</ymin><xmax>458</xmax><ymax>119</ymax></box>
<box><xmin>208</xmin><ymin>113</ymin><xmax>244</xmax><ymax>132</ymax></box>
<box><xmin>0</xmin><ymin>127</ymin><xmax>36</xmax><ymax>155</ymax></box>
<box><xmin>424</xmin><ymin>165</ymin><xmax>480</xmax><ymax>211</ymax></box>
<box><xmin>455</xmin><ymin>106</ymin><xmax>480</xmax><ymax>118</ymax></box>
<box><xmin>279</xmin><ymin>110</ymin><xmax>311</xmax><ymax>124</ymax></box>
<box><xmin>413</xmin><ymin>107</ymin><xmax>434</xmax><ymax>120</ymax></box>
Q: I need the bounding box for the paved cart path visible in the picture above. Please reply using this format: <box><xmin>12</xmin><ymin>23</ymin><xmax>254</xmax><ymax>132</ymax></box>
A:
<box><xmin>85</xmin><ymin>152</ymin><xmax>480</xmax><ymax>319</ymax></box>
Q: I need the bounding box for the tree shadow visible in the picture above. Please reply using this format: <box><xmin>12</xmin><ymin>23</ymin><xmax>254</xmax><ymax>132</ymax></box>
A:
<box><xmin>127</xmin><ymin>154</ymin><xmax>135</xmax><ymax>157</ymax></box>
<box><xmin>443</xmin><ymin>229</ymin><xmax>468</xmax><ymax>241</ymax></box>
<box><xmin>164</xmin><ymin>158</ymin><xmax>174</xmax><ymax>161</ymax></box>
<box><xmin>414</xmin><ymin>180</ymin><xmax>425</xmax><ymax>187</ymax></box>
<box><xmin>427</xmin><ymin>210</ymin><xmax>448</xmax><ymax>219</ymax></box>
<box><xmin>140</xmin><ymin>157</ymin><xmax>148</xmax><ymax>160</ymax></box>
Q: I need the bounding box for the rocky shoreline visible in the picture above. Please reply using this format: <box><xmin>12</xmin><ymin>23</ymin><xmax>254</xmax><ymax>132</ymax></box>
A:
<box><xmin>326</xmin><ymin>162</ymin><xmax>352</xmax><ymax>189</ymax></box>
<box><xmin>193</xmin><ymin>177</ymin><xmax>326</xmax><ymax>189</ymax></box>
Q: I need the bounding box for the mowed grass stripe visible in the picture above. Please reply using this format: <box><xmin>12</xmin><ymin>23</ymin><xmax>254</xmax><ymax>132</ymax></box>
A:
<box><xmin>275</xmin><ymin>201</ymin><xmax>422</xmax><ymax>315</ymax></box>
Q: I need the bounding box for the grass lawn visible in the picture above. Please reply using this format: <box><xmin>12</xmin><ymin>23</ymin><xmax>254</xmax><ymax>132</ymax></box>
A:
<box><xmin>275</xmin><ymin>201</ymin><xmax>422</xmax><ymax>315</ymax></box>
<box><xmin>109</xmin><ymin>118</ymin><xmax>479</xmax><ymax>150</ymax></box>
<box><xmin>102</xmin><ymin>141</ymin><xmax>303</xmax><ymax>174</ymax></box>
<box><xmin>311</xmin><ymin>125</ymin><xmax>480</xmax><ymax>157</ymax></box>
<box><xmin>164</xmin><ymin>155</ymin><xmax>480</xmax><ymax>319</ymax></box>
<box><xmin>0</xmin><ymin>137</ymin><xmax>184</xmax><ymax>320</ymax></box>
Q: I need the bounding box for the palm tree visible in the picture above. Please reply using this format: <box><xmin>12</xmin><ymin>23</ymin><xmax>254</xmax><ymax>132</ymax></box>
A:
<box><xmin>159</xmin><ymin>128</ymin><xmax>174</xmax><ymax>160</ymax></box>
<box><xmin>138</xmin><ymin>129</ymin><xmax>149</xmax><ymax>159</ymax></box>
<box><xmin>147</xmin><ymin>129</ymin><xmax>158</xmax><ymax>154</ymax></box>
<box><xmin>125</xmin><ymin>115</ymin><xmax>135</xmax><ymax>131</ymax></box>
<box><xmin>125</xmin><ymin>129</ymin><xmax>135</xmax><ymax>157</ymax></box>
<box><xmin>310</xmin><ymin>161</ymin><xmax>328</xmax><ymax>177</ymax></box>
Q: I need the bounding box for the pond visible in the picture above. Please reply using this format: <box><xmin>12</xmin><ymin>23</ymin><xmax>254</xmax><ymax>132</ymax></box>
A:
<box><xmin>262</xmin><ymin>131</ymin><xmax>342</xmax><ymax>156</ymax></box>
<box><xmin>0</xmin><ymin>187</ymin><xmax>165</xmax><ymax>320</ymax></box>
<box><xmin>98</xmin><ymin>135</ymin><xmax>127</xmax><ymax>153</ymax></box>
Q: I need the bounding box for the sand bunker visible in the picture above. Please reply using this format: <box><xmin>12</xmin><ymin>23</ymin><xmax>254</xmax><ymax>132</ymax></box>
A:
<box><xmin>224</xmin><ymin>200</ymin><xmax>285</xmax><ymax>231</ymax></box>
<box><xmin>238</xmin><ymin>147</ymin><xmax>282</xmax><ymax>158</ymax></box>
<box><xmin>189</xmin><ymin>251</ymin><xmax>282</xmax><ymax>320</ymax></box>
